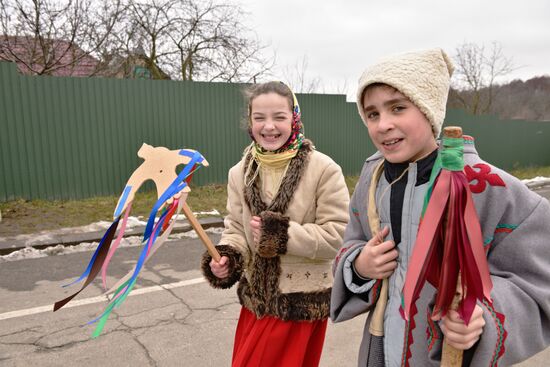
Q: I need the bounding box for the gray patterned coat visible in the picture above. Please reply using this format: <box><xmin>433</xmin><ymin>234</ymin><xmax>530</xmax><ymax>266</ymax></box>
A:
<box><xmin>331</xmin><ymin>140</ymin><xmax>550</xmax><ymax>367</ymax></box>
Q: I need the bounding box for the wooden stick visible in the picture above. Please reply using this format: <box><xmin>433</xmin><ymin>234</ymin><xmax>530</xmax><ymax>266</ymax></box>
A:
<box><xmin>367</xmin><ymin>161</ymin><xmax>388</xmax><ymax>337</ymax></box>
<box><xmin>181</xmin><ymin>201</ymin><xmax>221</xmax><ymax>262</ymax></box>
<box><xmin>444</xmin><ymin>126</ymin><xmax>463</xmax><ymax>138</ymax></box>
<box><xmin>440</xmin><ymin>125</ymin><xmax>464</xmax><ymax>367</ymax></box>
<box><xmin>441</xmin><ymin>276</ymin><xmax>464</xmax><ymax>367</ymax></box>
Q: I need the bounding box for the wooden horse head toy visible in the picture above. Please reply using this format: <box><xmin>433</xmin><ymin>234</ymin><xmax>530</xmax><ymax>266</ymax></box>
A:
<box><xmin>114</xmin><ymin>143</ymin><xmax>209</xmax><ymax>218</ymax></box>
<box><xmin>53</xmin><ymin>143</ymin><xmax>220</xmax><ymax>338</ymax></box>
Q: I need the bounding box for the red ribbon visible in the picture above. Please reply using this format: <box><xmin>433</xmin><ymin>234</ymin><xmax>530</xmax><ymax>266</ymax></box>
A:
<box><xmin>401</xmin><ymin>170</ymin><xmax>492</xmax><ymax>325</ymax></box>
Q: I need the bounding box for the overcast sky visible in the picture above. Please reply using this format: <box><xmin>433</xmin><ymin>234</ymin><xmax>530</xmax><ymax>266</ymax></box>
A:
<box><xmin>235</xmin><ymin>0</ymin><xmax>550</xmax><ymax>99</ymax></box>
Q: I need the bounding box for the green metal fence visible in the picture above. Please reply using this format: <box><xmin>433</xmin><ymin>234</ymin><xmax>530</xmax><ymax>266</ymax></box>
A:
<box><xmin>1</xmin><ymin>61</ymin><xmax>549</xmax><ymax>201</ymax></box>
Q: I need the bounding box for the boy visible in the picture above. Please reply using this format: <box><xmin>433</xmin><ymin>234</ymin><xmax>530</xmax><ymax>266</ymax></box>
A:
<box><xmin>331</xmin><ymin>48</ymin><xmax>550</xmax><ymax>366</ymax></box>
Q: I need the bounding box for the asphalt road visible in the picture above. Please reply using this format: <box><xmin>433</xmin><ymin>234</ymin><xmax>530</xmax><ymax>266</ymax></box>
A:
<box><xmin>0</xmin><ymin>232</ymin><xmax>372</xmax><ymax>367</ymax></box>
<box><xmin>1</xmin><ymin>187</ymin><xmax>549</xmax><ymax>366</ymax></box>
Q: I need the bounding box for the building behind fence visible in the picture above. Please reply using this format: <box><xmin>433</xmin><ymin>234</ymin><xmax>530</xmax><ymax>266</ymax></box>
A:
<box><xmin>1</xmin><ymin>61</ymin><xmax>549</xmax><ymax>201</ymax></box>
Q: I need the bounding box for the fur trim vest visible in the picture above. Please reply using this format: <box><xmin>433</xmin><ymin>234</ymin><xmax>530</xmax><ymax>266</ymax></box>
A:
<box><xmin>202</xmin><ymin>140</ymin><xmax>350</xmax><ymax>321</ymax></box>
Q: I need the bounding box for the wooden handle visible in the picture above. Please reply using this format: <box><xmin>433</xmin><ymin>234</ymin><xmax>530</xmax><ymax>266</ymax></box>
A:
<box><xmin>440</xmin><ymin>126</ymin><xmax>464</xmax><ymax>367</ymax></box>
<box><xmin>367</xmin><ymin>161</ymin><xmax>388</xmax><ymax>337</ymax></box>
<box><xmin>441</xmin><ymin>277</ymin><xmax>464</xmax><ymax>367</ymax></box>
<box><xmin>181</xmin><ymin>202</ymin><xmax>221</xmax><ymax>262</ymax></box>
<box><xmin>443</xmin><ymin>126</ymin><xmax>463</xmax><ymax>138</ymax></box>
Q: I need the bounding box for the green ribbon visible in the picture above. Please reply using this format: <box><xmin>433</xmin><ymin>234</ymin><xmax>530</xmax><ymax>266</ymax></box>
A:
<box><xmin>92</xmin><ymin>278</ymin><xmax>137</xmax><ymax>338</ymax></box>
<box><xmin>440</xmin><ymin>137</ymin><xmax>464</xmax><ymax>172</ymax></box>
<box><xmin>421</xmin><ymin>137</ymin><xmax>465</xmax><ymax>217</ymax></box>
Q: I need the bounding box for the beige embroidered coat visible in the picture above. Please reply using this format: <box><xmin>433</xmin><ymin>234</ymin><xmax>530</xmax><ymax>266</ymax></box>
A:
<box><xmin>202</xmin><ymin>140</ymin><xmax>350</xmax><ymax>321</ymax></box>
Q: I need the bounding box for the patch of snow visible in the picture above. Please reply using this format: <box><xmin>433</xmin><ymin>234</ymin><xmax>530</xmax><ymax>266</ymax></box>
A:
<box><xmin>522</xmin><ymin>176</ymin><xmax>550</xmax><ymax>188</ymax></box>
<box><xmin>171</xmin><ymin>226</ymin><xmax>224</xmax><ymax>239</ymax></box>
<box><xmin>0</xmin><ymin>236</ymin><xmax>144</xmax><ymax>262</ymax></box>
<box><xmin>0</xmin><ymin>216</ymin><xmax>148</xmax><ymax>243</ymax></box>
<box><xmin>0</xmin><ymin>227</ymin><xmax>224</xmax><ymax>262</ymax></box>
<box><xmin>193</xmin><ymin>209</ymin><xmax>220</xmax><ymax>216</ymax></box>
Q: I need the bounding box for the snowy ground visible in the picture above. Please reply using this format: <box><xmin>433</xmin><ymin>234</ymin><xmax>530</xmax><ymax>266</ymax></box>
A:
<box><xmin>2</xmin><ymin>177</ymin><xmax>549</xmax><ymax>263</ymax></box>
<box><xmin>521</xmin><ymin>176</ymin><xmax>550</xmax><ymax>188</ymax></box>
<box><xmin>0</xmin><ymin>210</ymin><xmax>222</xmax><ymax>263</ymax></box>
<box><xmin>0</xmin><ymin>226</ymin><xmax>224</xmax><ymax>263</ymax></box>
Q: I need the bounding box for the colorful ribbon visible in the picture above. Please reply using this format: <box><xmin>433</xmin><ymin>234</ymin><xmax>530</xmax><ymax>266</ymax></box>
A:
<box><xmin>399</xmin><ymin>134</ymin><xmax>493</xmax><ymax>366</ymax></box>
<box><xmin>401</xmin><ymin>136</ymin><xmax>492</xmax><ymax>321</ymax></box>
<box><xmin>53</xmin><ymin>148</ymin><xmax>206</xmax><ymax>338</ymax></box>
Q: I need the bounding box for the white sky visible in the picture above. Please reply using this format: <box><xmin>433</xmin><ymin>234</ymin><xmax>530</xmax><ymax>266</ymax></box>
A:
<box><xmin>235</xmin><ymin>0</ymin><xmax>550</xmax><ymax>99</ymax></box>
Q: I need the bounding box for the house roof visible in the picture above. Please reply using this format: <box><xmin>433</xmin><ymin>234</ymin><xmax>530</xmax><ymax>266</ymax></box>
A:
<box><xmin>0</xmin><ymin>35</ymin><xmax>99</xmax><ymax>77</ymax></box>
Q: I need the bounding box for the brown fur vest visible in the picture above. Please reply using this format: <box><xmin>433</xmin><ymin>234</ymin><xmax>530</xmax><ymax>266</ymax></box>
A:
<box><xmin>239</xmin><ymin>140</ymin><xmax>331</xmax><ymax>321</ymax></box>
<box><xmin>201</xmin><ymin>140</ymin><xmax>331</xmax><ymax>321</ymax></box>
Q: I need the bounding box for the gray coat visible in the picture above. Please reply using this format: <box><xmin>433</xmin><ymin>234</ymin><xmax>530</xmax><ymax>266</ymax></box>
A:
<box><xmin>331</xmin><ymin>140</ymin><xmax>550</xmax><ymax>367</ymax></box>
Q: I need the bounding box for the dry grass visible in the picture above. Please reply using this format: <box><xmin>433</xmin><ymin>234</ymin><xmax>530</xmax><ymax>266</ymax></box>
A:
<box><xmin>0</xmin><ymin>183</ymin><xmax>228</xmax><ymax>236</ymax></box>
<box><xmin>507</xmin><ymin>166</ymin><xmax>550</xmax><ymax>180</ymax></box>
<box><xmin>1</xmin><ymin>167</ymin><xmax>548</xmax><ymax>237</ymax></box>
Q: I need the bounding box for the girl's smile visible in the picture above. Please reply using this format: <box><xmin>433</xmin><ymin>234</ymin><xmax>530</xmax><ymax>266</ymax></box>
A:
<box><xmin>250</xmin><ymin>93</ymin><xmax>293</xmax><ymax>151</ymax></box>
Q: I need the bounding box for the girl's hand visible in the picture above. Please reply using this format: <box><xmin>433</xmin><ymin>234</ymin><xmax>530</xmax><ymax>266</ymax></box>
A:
<box><xmin>210</xmin><ymin>256</ymin><xmax>230</xmax><ymax>279</ymax></box>
<box><xmin>353</xmin><ymin>226</ymin><xmax>397</xmax><ymax>279</ymax></box>
<box><xmin>250</xmin><ymin>216</ymin><xmax>262</xmax><ymax>244</ymax></box>
<box><xmin>440</xmin><ymin>305</ymin><xmax>485</xmax><ymax>350</ymax></box>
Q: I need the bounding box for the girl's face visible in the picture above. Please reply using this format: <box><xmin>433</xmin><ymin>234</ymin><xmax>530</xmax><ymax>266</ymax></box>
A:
<box><xmin>362</xmin><ymin>85</ymin><xmax>437</xmax><ymax>163</ymax></box>
<box><xmin>250</xmin><ymin>92</ymin><xmax>293</xmax><ymax>151</ymax></box>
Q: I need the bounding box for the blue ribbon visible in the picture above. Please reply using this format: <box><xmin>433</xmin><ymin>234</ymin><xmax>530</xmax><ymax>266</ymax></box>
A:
<box><xmin>143</xmin><ymin>151</ymin><xmax>204</xmax><ymax>241</ymax></box>
<box><xmin>114</xmin><ymin>186</ymin><xmax>132</xmax><ymax>218</ymax></box>
<box><xmin>62</xmin><ymin>218</ymin><xmax>120</xmax><ymax>288</ymax></box>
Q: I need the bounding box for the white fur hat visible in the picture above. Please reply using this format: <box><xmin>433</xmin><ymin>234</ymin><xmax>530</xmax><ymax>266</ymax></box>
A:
<box><xmin>356</xmin><ymin>48</ymin><xmax>454</xmax><ymax>138</ymax></box>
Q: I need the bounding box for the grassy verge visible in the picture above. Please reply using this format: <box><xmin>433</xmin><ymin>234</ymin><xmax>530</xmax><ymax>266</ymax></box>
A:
<box><xmin>506</xmin><ymin>166</ymin><xmax>550</xmax><ymax>180</ymax></box>
<box><xmin>345</xmin><ymin>166</ymin><xmax>550</xmax><ymax>194</ymax></box>
<box><xmin>0</xmin><ymin>183</ymin><xmax>229</xmax><ymax>236</ymax></box>
<box><xmin>1</xmin><ymin>167</ymin><xmax>549</xmax><ymax>236</ymax></box>
<box><xmin>0</xmin><ymin>184</ymin><xmax>229</xmax><ymax>219</ymax></box>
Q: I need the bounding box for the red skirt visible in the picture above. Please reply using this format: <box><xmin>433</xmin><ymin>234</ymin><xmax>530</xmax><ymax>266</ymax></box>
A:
<box><xmin>232</xmin><ymin>307</ymin><xmax>328</xmax><ymax>367</ymax></box>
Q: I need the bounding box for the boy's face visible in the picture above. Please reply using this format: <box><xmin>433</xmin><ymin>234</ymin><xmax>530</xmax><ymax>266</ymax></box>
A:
<box><xmin>362</xmin><ymin>85</ymin><xmax>437</xmax><ymax>163</ymax></box>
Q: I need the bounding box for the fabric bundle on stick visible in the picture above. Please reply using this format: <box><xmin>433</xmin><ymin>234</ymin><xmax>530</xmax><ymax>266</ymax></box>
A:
<box><xmin>400</xmin><ymin>126</ymin><xmax>493</xmax><ymax>366</ymax></box>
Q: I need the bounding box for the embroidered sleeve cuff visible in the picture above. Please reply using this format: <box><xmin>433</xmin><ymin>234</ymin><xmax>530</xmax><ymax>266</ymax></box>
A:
<box><xmin>257</xmin><ymin>210</ymin><xmax>290</xmax><ymax>258</ymax></box>
<box><xmin>343</xmin><ymin>247</ymin><xmax>376</xmax><ymax>294</ymax></box>
<box><xmin>201</xmin><ymin>244</ymin><xmax>243</xmax><ymax>289</ymax></box>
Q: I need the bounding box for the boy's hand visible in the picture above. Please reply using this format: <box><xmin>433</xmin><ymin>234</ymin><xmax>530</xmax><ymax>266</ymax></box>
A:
<box><xmin>440</xmin><ymin>305</ymin><xmax>485</xmax><ymax>350</ymax></box>
<box><xmin>353</xmin><ymin>226</ymin><xmax>397</xmax><ymax>279</ymax></box>
<box><xmin>210</xmin><ymin>256</ymin><xmax>230</xmax><ymax>279</ymax></box>
<box><xmin>250</xmin><ymin>216</ymin><xmax>262</xmax><ymax>244</ymax></box>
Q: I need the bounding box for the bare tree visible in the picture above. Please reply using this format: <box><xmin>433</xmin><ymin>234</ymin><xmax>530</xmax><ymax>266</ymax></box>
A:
<box><xmin>120</xmin><ymin>0</ymin><xmax>272</xmax><ymax>82</ymax></box>
<box><xmin>321</xmin><ymin>79</ymin><xmax>349</xmax><ymax>96</ymax></box>
<box><xmin>0</xmin><ymin>0</ymin><xmax>271</xmax><ymax>82</ymax></box>
<box><xmin>282</xmin><ymin>55</ymin><xmax>321</xmax><ymax>93</ymax></box>
<box><xmin>119</xmin><ymin>0</ymin><xmax>181</xmax><ymax>79</ymax></box>
<box><xmin>0</xmin><ymin>0</ymin><xmax>124</xmax><ymax>76</ymax></box>
<box><xmin>169</xmin><ymin>0</ymin><xmax>272</xmax><ymax>82</ymax></box>
<box><xmin>450</xmin><ymin>41</ymin><xmax>515</xmax><ymax>114</ymax></box>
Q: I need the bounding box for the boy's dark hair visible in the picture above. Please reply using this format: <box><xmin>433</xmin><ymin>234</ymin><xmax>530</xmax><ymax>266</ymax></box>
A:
<box><xmin>360</xmin><ymin>82</ymin><xmax>398</xmax><ymax>106</ymax></box>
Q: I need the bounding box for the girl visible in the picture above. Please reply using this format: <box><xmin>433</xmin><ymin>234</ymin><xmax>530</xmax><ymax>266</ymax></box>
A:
<box><xmin>201</xmin><ymin>81</ymin><xmax>350</xmax><ymax>366</ymax></box>
<box><xmin>330</xmin><ymin>49</ymin><xmax>550</xmax><ymax>366</ymax></box>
